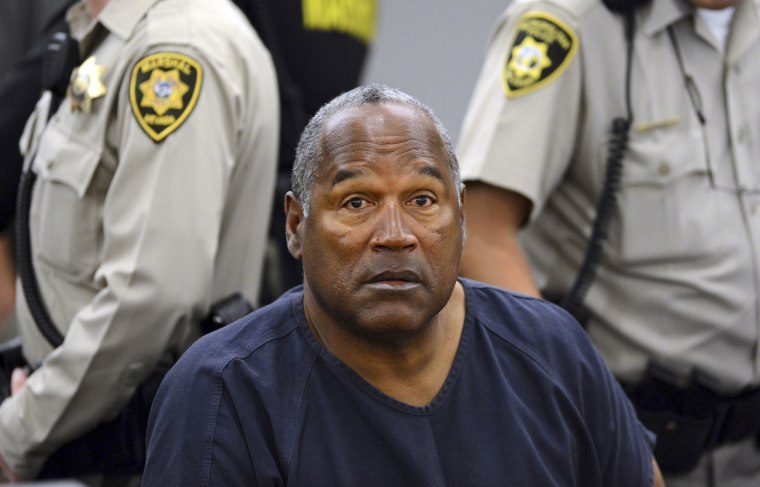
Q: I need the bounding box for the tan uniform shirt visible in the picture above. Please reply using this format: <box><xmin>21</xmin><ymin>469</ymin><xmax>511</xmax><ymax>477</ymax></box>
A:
<box><xmin>458</xmin><ymin>0</ymin><xmax>760</xmax><ymax>391</ymax></box>
<box><xmin>0</xmin><ymin>0</ymin><xmax>279</xmax><ymax>477</ymax></box>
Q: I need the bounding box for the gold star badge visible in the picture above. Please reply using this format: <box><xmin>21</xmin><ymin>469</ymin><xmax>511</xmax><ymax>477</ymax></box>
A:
<box><xmin>129</xmin><ymin>52</ymin><xmax>203</xmax><ymax>143</ymax></box>
<box><xmin>502</xmin><ymin>12</ymin><xmax>578</xmax><ymax>98</ymax></box>
<box><xmin>509</xmin><ymin>37</ymin><xmax>553</xmax><ymax>81</ymax></box>
<box><xmin>69</xmin><ymin>56</ymin><xmax>107</xmax><ymax>112</ymax></box>
<box><xmin>138</xmin><ymin>69</ymin><xmax>190</xmax><ymax>115</ymax></box>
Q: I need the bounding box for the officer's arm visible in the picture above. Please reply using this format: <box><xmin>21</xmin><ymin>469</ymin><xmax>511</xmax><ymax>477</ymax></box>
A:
<box><xmin>0</xmin><ymin>234</ymin><xmax>14</xmax><ymax>324</ymax></box>
<box><xmin>0</xmin><ymin>451</ymin><xmax>19</xmax><ymax>482</ymax></box>
<box><xmin>0</xmin><ymin>43</ymin><xmax>275</xmax><ymax>478</ymax></box>
<box><xmin>461</xmin><ymin>181</ymin><xmax>540</xmax><ymax>296</ymax></box>
<box><xmin>0</xmin><ymin>370</ymin><xmax>28</xmax><ymax>481</ymax></box>
<box><xmin>652</xmin><ymin>458</ymin><xmax>665</xmax><ymax>487</ymax></box>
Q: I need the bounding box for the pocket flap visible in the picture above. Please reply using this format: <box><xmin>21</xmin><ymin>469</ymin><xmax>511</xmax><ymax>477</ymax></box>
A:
<box><xmin>622</xmin><ymin>124</ymin><xmax>708</xmax><ymax>185</ymax></box>
<box><xmin>34</xmin><ymin>124</ymin><xmax>101</xmax><ymax>198</ymax></box>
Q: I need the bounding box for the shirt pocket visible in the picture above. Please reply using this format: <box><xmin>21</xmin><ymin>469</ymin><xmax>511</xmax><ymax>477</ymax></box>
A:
<box><xmin>608</xmin><ymin>124</ymin><xmax>729</xmax><ymax>266</ymax></box>
<box><xmin>31</xmin><ymin>123</ymin><xmax>103</xmax><ymax>280</ymax></box>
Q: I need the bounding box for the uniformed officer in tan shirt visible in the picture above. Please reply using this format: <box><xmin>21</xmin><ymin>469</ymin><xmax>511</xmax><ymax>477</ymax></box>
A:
<box><xmin>0</xmin><ymin>0</ymin><xmax>279</xmax><ymax>481</ymax></box>
<box><xmin>458</xmin><ymin>0</ymin><xmax>760</xmax><ymax>485</ymax></box>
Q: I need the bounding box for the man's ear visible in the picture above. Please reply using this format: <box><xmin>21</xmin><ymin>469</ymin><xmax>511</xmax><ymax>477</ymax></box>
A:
<box><xmin>459</xmin><ymin>185</ymin><xmax>467</xmax><ymax>244</ymax></box>
<box><xmin>459</xmin><ymin>185</ymin><xmax>466</xmax><ymax>223</ymax></box>
<box><xmin>285</xmin><ymin>191</ymin><xmax>305</xmax><ymax>260</ymax></box>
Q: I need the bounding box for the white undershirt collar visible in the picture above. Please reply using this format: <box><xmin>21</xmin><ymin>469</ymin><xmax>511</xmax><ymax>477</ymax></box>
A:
<box><xmin>696</xmin><ymin>6</ymin><xmax>736</xmax><ymax>51</ymax></box>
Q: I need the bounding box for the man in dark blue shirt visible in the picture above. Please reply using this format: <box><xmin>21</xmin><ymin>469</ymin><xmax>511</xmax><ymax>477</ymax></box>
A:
<box><xmin>143</xmin><ymin>84</ymin><xmax>664</xmax><ymax>486</ymax></box>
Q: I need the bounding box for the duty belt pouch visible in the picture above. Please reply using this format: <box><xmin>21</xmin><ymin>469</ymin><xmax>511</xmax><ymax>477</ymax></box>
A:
<box><xmin>200</xmin><ymin>292</ymin><xmax>253</xmax><ymax>335</ymax></box>
<box><xmin>626</xmin><ymin>371</ymin><xmax>716</xmax><ymax>475</ymax></box>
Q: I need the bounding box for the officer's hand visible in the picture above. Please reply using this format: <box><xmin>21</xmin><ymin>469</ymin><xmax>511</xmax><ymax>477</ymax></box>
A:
<box><xmin>0</xmin><ymin>369</ymin><xmax>29</xmax><ymax>482</ymax></box>
<box><xmin>11</xmin><ymin>367</ymin><xmax>27</xmax><ymax>396</ymax></box>
<box><xmin>0</xmin><ymin>451</ymin><xmax>20</xmax><ymax>482</ymax></box>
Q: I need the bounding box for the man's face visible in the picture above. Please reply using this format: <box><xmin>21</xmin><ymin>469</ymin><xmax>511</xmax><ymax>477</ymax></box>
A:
<box><xmin>291</xmin><ymin>102</ymin><xmax>464</xmax><ymax>341</ymax></box>
<box><xmin>689</xmin><ymin>0</ymin><xmax>738</xmax><ymax>9</ymax></box>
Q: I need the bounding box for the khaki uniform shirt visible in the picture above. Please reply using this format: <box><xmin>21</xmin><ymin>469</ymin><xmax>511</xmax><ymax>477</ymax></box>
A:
<box><xmin>458</xmin><ymin>0</ymin><xmax>760</xmax><ymax>391</ymax></box>
<box><xmin>0</xmin><ymin>0</ymin><xmax>279</xmax><ymax>477</ymax></box>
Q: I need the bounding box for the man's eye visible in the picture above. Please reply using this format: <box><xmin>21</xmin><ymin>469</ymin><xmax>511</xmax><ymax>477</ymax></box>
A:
<box><xmin>344</xmin><ymin>197</ymin><xmax>367</xmax><ymax>209</ymax></box>
<box><xmin>410</xmin><ymin>195</ymin><xmax>434</xmax><ymax>207</ymax></box>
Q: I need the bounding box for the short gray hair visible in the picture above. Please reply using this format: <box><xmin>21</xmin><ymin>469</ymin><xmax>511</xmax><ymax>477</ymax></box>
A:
<box><xmin>291</xmin><ymin>84</ymin><xmax>462</xmax><ymax>216</ymax></box>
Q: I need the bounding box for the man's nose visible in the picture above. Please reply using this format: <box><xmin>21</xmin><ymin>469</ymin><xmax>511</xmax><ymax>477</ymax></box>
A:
<box><xmin>371</xmin><ymin>203</ymin><xmax>418</xmax><ymax>251</ymax></box>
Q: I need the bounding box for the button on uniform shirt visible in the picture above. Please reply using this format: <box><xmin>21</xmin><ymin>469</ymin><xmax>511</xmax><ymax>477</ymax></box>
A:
<box><xmin>457</xmin><ymin>0</ymin><xmax>760</xmax><ymax>391</ymax></box>
<box><xmin>0</xmin><ymin>0</ymin><xmax>279</xmax><ymax>478</ymax></box>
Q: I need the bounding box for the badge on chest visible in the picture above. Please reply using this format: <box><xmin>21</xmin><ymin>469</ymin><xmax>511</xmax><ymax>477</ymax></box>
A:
<box><xmin>69</xmin><ymin>56</ymin><xmax>107</xmax><ymax>112</ymax></box>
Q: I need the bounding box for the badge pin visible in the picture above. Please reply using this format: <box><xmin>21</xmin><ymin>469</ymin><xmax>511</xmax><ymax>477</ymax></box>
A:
<box><xmin>69</xmin><ymin>56</ymin><xmax>107</xmax><ymax>112</ymax></box>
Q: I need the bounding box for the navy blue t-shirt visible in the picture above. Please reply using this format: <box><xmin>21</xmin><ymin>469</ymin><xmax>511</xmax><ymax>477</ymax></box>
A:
<box><xmin>144</xmin><ymin>279</ymin><xmax>654</xmax><ymax>486</ymax></box>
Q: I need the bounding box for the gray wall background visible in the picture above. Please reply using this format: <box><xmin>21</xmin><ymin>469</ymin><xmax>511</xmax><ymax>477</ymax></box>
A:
<box><xmin>362</xmin><ymin>1</ymin><xmax>509</xmax><ymax>144</ymax></box>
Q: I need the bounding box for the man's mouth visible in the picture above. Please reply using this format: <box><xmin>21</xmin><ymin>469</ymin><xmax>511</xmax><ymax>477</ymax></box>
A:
<box><xmin>366</xmin><ymin>270</ymin><xmax>421</xmax><ymax>289</ymax></box>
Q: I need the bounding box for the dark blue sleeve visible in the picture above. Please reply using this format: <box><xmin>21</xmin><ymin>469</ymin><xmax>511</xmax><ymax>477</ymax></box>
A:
<box><xmin>587</xmin><ymin>348</ymin><xmax>656</xmax><ymax>487</ymax></box>
<box><xmin>143</xmin><ymin>341</ymin><xmax>257</xmax><ymax>487</ymax></box>
<box><xmin>540</xmin><ymin>302</ymin><xmax>656</xmax><ymax>487</ymax></box>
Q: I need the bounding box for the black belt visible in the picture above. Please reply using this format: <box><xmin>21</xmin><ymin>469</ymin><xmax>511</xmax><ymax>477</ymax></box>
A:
<box><xmin>624</xmin><ymin>367</ymin><xmax>760</xmax><ymax>475</ymax></box>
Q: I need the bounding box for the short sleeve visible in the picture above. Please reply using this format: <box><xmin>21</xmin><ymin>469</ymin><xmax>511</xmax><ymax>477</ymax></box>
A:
<box><xmin>456</xmin><ymin>3</ymin><xmax>584</xmax><ymax>221</ymax></box>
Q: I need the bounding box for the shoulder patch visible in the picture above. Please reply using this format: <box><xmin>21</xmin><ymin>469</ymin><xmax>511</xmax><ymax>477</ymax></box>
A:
<box><xmin>129</xmin><ymin>52</ymin><xmax>203</xmax><ymax>143</ymax></box>
<box><xmin>502</xmin><ymin>12</ymin><xmax>578</xmax><ymax>98</ymax></box>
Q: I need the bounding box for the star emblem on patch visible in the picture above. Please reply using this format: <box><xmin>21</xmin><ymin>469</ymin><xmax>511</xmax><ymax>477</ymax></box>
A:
<box><xmin>509</xmin><ymin>36</ymin><xmax>552</xmax><ymax>81</ymax></box>
<box><xmin>129</xmin><ymin>52</ymin><xmax>203</xmax><ymax>142</ymax></box>
<box><xmin>502</xmin><ymin>12</ymin><xmax>578</xmax><ymax>97</ymax></box>
<box><xmin>139</xmin><ymin>69</ymin><xmax>190</xmax><ymax>115</ymax></box>
<box><xmin>69</xmin><ymin>56</ymin><xmax>107</xmax><ymax>112</ymax></box>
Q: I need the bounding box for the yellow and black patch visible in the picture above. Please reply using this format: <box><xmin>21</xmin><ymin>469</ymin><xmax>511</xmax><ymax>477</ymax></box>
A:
<box><xmin>129</xmin><ymin>52</ymin><xmax>203</xmax><ymax>143</ymax></box>
<box><xmin>302</xmin><ymin>0</ymin><xmax>377</xmax><ymax>44</ymax></box>
<box><xmin>502</xmin><ymin>12</ymin><xmax>578</xmax><ymax>98</ymax></box>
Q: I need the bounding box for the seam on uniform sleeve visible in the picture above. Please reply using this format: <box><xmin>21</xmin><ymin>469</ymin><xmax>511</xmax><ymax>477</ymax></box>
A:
<box><xmin>203</xmin><ymin>366</ymin><xmax>226</xmax><ymax>486</ymax></box>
